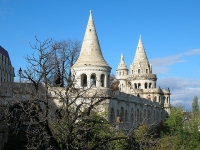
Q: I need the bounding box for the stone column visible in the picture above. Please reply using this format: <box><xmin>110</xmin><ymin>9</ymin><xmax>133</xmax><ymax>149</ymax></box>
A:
<box><xmin>105</xmin><ymin>74</ymin><xmax>108</xmax><ymax>88</ymax></box>
<box><xmin>96</xmin><ymin>73</ymin><xmax>101</xmax><ymax>87</ymax></box>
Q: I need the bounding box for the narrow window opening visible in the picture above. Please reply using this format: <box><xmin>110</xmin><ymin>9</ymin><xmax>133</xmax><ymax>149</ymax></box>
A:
<box><xmin>134</xmin><ymin>83</ymin><xmax>137</xmax><ymax>89</ymax></box>
<box><xmin>90</xmin><ymin>74</ymin><xmax>96</xmax><ymax>87</ymax></box>
<box><xmin>145</xmin><ymin>83</ymin><xmax>148</xmax><ymax>89</ymax></box>
<box><xmin>101</xmin><ymin>74</ymin><xmax>105</xmax><ymax>87</ymax></box>
<box><xmin>138</xmin><ymin>83</ymin><xmax>141</xmax><ymax>89</ymax></box>
<box><xmin>149</xmin><ymin>83</ymin><xmax>152</xmax><ymax>88</ymax></box>
<box><xmin>81</xmin><ymin>74</ymin><xmax>87</xmax><ymax>87</ymax></box>
<box><xmin>138</xmin><ymin>69</ymin><xmax>140</xmax><ymax>74</ymax></box>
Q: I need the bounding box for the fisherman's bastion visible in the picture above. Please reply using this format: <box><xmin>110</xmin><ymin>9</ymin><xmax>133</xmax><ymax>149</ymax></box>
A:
<box><xmin>71</xmin><ymin>10</ymin><xmax>171</xmax><ymax>127</ymax></box>
<box><xmin>0</xmin><ymin>10</ymin><xmax>171</xmax><ymax>149</ymax></box>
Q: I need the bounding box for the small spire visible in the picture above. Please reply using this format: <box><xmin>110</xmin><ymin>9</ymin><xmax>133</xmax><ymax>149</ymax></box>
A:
<box><xmin>121</xmin><ymin>53</ymin><xmax>124</xmax><ymax>61</ymax></box>
<box><xmin>90</xmin><ymin>10</ymin><xmax>92</xmax><ymax>14</ymax></box>
<box><xmin>117</xmin><ymin>53</ymin><xmax>127</xmax><ymax>69</ymax></box>
<box><xmin>131</xmin><ymin>36</ymin><xmax>149</xmax><ymax>67</ymax></box>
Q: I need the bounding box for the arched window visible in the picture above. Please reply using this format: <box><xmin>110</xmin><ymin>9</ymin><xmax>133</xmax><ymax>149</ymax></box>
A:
<box><xmin>125</xmin><ymin>110</ymin><xmax>128</xmax><ymax>122</ymax></box>
<box><xmin>117</xmin><ymin>109</ymin><xmax>119</xmax><ymax>116</ymax></box>
<box><xmin>120</xmin><ymin>107</ymin><xmax>124</xmax><ymax>122</ymax></box>
<box><xmin>159</xmin><ymin>96</ymin><xmax>161</xmax><ymax>103</ymax></box>
<box><xmin>101</xmin><ymin>74</ymin><xmax>105</xmax><ymax>87</ymax></box>
<box><xmin>144</xmin><ymin>109</ymin><xmax>146</xmax><ymax>120</ymax></box>
<box><xmin>146</xmin><ymin>69</ymin><xmax>148</xmax><ymax>73</ymax></box>
<box><xmin>167</xmin><ymin>97</ymin><xmax>169</xmax><ymax>103</ymax></box>
<box><xmin>157</xmin><ymin>111</ymin><xmax>159</xmax><ymax>122</ymax></box>
<box><xmin>90</xmin><ymin>74</ymin><xmax>96</xmax><ymax>87</ymax></box>
<box><xmin>138</xmin><ymin>69</ymin><xmax>140</xmax><ymax>74</ymax></box>
<box><xmin>145</xmin><ymin>83</ymin><xmax>148</xmax><ymax>89</ymax></box>
<box><xmin>110</xmin><ymin>108</ymin><xmax>115</xmax><ymax>123</ymax></box>
<box><xmin>138</xmin><ymin>83</ymin><xmax>141</xmax><ymax>89</ymax></box>
<box><xmin>119</xmin><ymin>72</ymin><xmax>121</xmax><ymax>75</ymax></box>
<box><xmin>134</xmin><ymin>83</ymin><xmax>137</xmax><ymax>89</ymax></box>
<box><xmin>137</xmin><ymin>109</ymin><xmax>139</xmax><ymax>125</ymax></box>
<box><xmin>149</xmin><ymin>83</ymin><xmax>152</xmax><ymax>88</ymax></box>
<box><xmin>107</xmin><ymin>75</ymin><xmax>110</xmax><ymax>88</ymax></box>
<box><xmin>130</xmin><ymin>108</ymin><xmax>134</xmax><ymax>125</ymax></box>
<box><xmin>140</xmin><ymin>111</ymin><xmax>142</xmax><ymax>122</ymax></box>
<box><xmin>148</xmin><ymin>110</ymin><xmax>150</xmax><ymax>124</ymax></box>
<box><xmin>132</xmin><ymin>70</ymin><xmax>133</xmax><ymax>74</ymax></box>
<box><xmin>81</xmin><ymin>74</ymin><xmax>87</xmax><ymax>87</ymax></box>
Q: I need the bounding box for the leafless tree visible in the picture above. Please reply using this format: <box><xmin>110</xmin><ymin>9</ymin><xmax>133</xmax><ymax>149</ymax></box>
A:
<box><xmin>110</xmin><ymin>74</ymin><xmax>119</xmax><ymax>91</ymax></box>
<box><xmin>0</xmin><ymin>37</ymin><xmax>129</xmax><ymax>150</ymax></box>
<box><xmin>50</xmin><ymin>39</ymin><xmax>81</xmax><ymax>87</ymax></box>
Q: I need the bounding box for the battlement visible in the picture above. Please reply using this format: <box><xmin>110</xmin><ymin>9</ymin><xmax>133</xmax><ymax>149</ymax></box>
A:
<box><xmin>128</xmin><ymin>74</ymin><xmax>157</xmax><ymax>80</ymax></box>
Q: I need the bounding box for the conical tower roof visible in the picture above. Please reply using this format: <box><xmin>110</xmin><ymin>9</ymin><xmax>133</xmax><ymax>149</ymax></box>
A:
<box><xmin>133</xmin><ymin>35</ymin><xmax>149</xmax><ymax>64</ymax></box>
<box><xmin>72</xmin><ymin>10</ymin><xmax>111</xmax><ymax>69</ymax></box>
<box><xmin>117</xmin><ymin>53</ymin><xmax>128</xmax><ymax>70</ymax></box>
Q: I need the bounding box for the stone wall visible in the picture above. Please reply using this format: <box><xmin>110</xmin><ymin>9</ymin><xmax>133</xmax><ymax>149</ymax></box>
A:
<box><xmin>107</xmin><ymin>91</ymin><xmax>167</xmax><ymax>128</ymax></box>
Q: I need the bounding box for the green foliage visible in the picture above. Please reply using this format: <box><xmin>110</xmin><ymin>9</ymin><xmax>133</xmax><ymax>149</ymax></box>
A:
<box><xmin>157</xmin><ymin>106</ymin><xmax>200</xmax><ymax>150</ymax></box>
<box><xmin>134</xmin><ymin>123</ymin><xmax>149</xmax><ymax>143</ymax></box>
<box><xmin>192</xmin><ymin>96</ymin><xmax>199</xmax><ymax>113</ymax></box>
<box><xmin>51</xmin><ymin>112</ymin><xmax>127</xmax><ymax>150</ymax></box>
<box><xmin>165</xmin><ymin>107</ymin><xmax>184</xmax><ymax>134</ymax></box>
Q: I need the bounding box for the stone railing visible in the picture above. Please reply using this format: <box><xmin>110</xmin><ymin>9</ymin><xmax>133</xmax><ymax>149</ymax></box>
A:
<box><xmin>128</xmin><ymin>74</ymin><xmax>157</xmax><ymax>80</ymax></box>
<box><xmin>112</xmin><ymin>122</ymin><xmax>130</xmax><ymax>131</ymax></box>
<box><xmin>108</xmin><ymin>90</ymin><xmax>161</xmax><ymax>107</ymax></box>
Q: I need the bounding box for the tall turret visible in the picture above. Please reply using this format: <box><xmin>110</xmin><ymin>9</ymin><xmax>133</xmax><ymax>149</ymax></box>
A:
<box><xmin>130</xmin><ymin>35</ymin><xmax>152</xmax><ymax>75</ymax></box>
<box><xmin>129</xmin><ymin>36</ymin><xmax>157</xmax><ymax>91</ymax></box>
<box><xmin>116</xmin><ymin>54</ymin><xmax>128</xmax><ymax>92</ymax></box>
<box><xmin>71</xmin><ymin>10</ymin><xmax>111</xmax><ymax>88</ymax></box>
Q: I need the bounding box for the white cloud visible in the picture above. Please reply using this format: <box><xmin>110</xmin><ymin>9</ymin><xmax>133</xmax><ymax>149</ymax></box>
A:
<box><xmin>150</xmin><ymin>54</ymin><xmax>185</xmax><ymax>67</ymax></box>
<box><xmin>184</xmin><ymin>48</ymin><xmax>200</xmax><ymax>56</ymax></box>
<box><xmin>157</xmin><ymin>77</ymin><xmax>200</xmax><ymax>111</ymax></box>
<box><xmin>150</xmin><ymin>48</ymin><xmax>200</xmax><ymax>74</ymax></box>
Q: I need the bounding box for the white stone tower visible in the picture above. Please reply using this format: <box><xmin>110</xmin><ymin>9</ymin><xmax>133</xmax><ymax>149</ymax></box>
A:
<box><xmin>129</xmin><ymin>35</ymin><xmax>157</xmax><ymax>91</ymax></box>
<box><xmin>116</xmin><ymin>54</ymin><xmax>128</xmax><ymax>92</ymax></box>
<box><xmin>116</xmin><ymin>35</ymin><xmax>171</xmax><ymax>114</ymax></box>
<box><xmin>71</xmin><ymin>10</ymin><xmax>111</xmax><ymax>88</ymax></box>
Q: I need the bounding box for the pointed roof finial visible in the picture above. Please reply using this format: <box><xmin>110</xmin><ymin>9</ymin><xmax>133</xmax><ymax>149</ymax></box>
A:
<box><xmin>121</xmin><ymin>53</ymin><xmax>124</xmax><ymax>61</ymax></box>
<box><xmin>117</xmin><ymin>53</ymin><xmax>127</xmax><ymax>70</ymax></box>
<box><xmin>132</xmin><ymin>35</ymin><xmax>149</xmax><ymax>65</ymax></box>
<box><xmin>72</xmin><ymin>10</ymin><xmax>111</xmax><ymax>69</ymax></box>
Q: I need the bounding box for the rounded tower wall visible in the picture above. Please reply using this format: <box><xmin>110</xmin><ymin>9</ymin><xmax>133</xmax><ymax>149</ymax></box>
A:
<box><xmin>130</xmin><ymin>79</ymin><xmax>156</xmax><ymax>90</ymax></box>
<box><xmin>71</xmin><ymin>11</ymin><xmax>112</xmax><ymax>89</ymax></box>
<box><xmin>72</xmin><ymin>66</ymin><xmax>111</xmax><ymax>88</ymax></box>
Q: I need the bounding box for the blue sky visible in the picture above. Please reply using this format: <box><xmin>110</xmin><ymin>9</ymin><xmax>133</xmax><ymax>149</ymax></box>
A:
<box><xmin>1</xmin><ymin>0</ymin><xmax>200</xmax><ymax>110</ymax></box>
